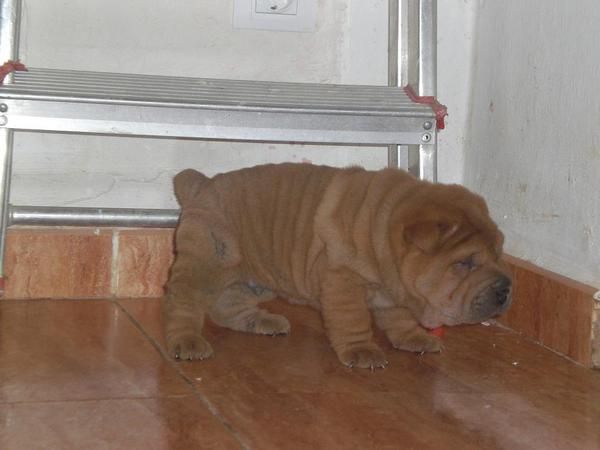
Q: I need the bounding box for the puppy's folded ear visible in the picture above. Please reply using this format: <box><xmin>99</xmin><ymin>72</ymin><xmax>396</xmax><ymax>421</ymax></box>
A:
<box><xmin>173</xmin><ymin>169</ymin><xmax>210</xmax><ymax>207</ymax></box>
<box><xmin>404</xmin><ymin>221</ymin><xmax>459</xmax><ymax>253</ymax></box>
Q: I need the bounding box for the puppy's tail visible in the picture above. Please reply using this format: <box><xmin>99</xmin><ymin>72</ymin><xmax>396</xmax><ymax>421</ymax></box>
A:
<box><xmin>173</xmin><ymin>169</ymin><xmax>211</xmax><ymax>207</ymax></box>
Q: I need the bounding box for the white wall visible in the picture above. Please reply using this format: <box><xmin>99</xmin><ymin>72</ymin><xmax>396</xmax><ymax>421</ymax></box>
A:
<box><xmin>11</xmin><ymin>0</ymin><xmax>472</xmax><ymax>209</ymax></box>
<box><xmin>436</xmin><ymin>0</ymin><xmax>477</xmax><ymax>184</ymax></box>
<box><xmin>13</xmin><ymin>0</ymin><xmax>388</xmax><ymax>209</ymax></box>
<box><xmin>17</xmin><ymin>0</ymin><xmax>597</xmax><ymax>289</ymax></box>
<box><xmin>464</xmin><ymin>0</ymin><xmax>600</xmax><ymax>287</ymax></box>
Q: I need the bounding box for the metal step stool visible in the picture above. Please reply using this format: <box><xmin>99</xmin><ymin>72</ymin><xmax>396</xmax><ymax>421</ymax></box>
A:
<box><xmin>0</xmin><ymin>0</ymin><xmax>445</xmax><ymax>291</ymax></box>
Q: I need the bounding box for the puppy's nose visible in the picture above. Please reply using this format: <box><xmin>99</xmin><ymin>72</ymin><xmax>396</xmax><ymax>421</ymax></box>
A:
<box><xmin>493</xmin><ymin>276</ymin><xmax>512</xmax><ymax>306</ymax></box>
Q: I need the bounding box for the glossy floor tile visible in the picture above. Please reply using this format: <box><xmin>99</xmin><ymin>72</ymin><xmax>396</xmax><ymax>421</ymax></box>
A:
<box><xmin>1</xmin><ymin>397</ymin><xmax>242</xmax><ymax>450</ymax></box>
<box><xmin>0</xmin><ymin>300</ymin><xmax>241</xmax><ymax>449</ymax></box>
<box><xmin>1</xmin><ymin>298</ymin><xmax>600</xmax><ymax>449</ymax></box>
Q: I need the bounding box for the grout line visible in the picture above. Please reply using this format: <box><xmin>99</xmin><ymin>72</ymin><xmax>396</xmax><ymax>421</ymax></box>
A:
<box><xmin>593</xmin><ymin>306</ymin><xmax>599</xmax><ymax>368</ymax></box>
<box><xmin>114</xmin><ymin>300</ymin><xmax>252</xmax><ymax>450</ymax></box>
<box><xmin>0</xmin><ymin>394</ymin><xmax>193</xmax><ymax>406</ymax></box>
<box><xmin>491</xmin><ymin>319</ymin><xmax>589</xmax><ymax>368</ymax></box>
<box><xmin>110</xmin><ymin>230</ymin><xmax>120</xmax><ymax>298</ymax></box>
<box><xmin>0</xmin><ymin>297</ymin><xmax>113</xmax><ymax>304</ymax></box>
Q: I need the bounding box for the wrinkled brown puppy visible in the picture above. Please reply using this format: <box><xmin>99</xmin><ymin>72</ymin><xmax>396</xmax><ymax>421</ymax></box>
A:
<box><xmin>163</xmin><ymin>163</ymin><xmax>511</xmax><ymax>368</ymax></box>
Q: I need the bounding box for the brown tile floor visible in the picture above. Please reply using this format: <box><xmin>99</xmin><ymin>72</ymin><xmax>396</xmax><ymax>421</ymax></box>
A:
<box><xmin>1</xmin><ymin>298</ymin><xmax>599</xmax><ymax>450</ymax></box>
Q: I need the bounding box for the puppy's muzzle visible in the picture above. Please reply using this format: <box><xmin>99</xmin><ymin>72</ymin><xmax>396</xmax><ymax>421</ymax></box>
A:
<box><xmin>470</xmin><ymin>275</ymin><xmax>512</xmax><ymax>322</ymax></box>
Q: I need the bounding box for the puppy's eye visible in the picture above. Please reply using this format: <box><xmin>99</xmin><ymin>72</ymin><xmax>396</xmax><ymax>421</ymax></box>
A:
<box><xmin>454</xmin><ymin>256</ymin><xmax>477</xmax><ymax>272</ymax></box>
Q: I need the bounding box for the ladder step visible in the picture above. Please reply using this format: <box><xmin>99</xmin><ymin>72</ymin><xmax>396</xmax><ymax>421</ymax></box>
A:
<box><xmin>0</xmin><ymin>67</ymin><xmax>437</xmax><ymax>145</ymax></box>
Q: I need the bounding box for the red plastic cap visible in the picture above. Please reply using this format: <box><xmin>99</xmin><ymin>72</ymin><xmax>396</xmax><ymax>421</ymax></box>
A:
<box><xmin>403</xmin><ymin>84</ymin><xmax>448</xmax><ymax>130</ymax></box>
<box><xmin>0</xmin><ymin>60</ymin><xmax>27</xmax><ymax>84</ymax></box>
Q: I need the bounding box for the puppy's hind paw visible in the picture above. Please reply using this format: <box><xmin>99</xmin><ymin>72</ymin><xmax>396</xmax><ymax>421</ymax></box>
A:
<box><xmin>167</xmin><ymin>334</ymin><xmax>214</xmax><ymax>361</ymax></box>
<box><xmin>392</xmin><ymin>333</ymin><xmax>443</xmax><ymax>353</ymax></box>
<box><xmin>250</xmin><ymin>312</ymin><xmax>291</xmax><ymax>336</ymax></box>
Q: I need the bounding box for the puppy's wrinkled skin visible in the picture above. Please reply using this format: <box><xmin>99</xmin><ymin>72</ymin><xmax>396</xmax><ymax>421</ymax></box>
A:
<box><xmin>163</xmin><ymin>163</ymin><xmax>511</xmax><ymax>368</ymax></box>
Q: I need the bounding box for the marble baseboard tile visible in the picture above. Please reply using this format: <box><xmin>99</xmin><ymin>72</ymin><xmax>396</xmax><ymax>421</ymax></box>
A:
<box><xmin>3</xmin><ymin>227</ymin><xmax>175</xmax><ymax>300</ymax></box>
<box><xmin>4</xmin><ymin>227</ymin><xmax>113</xmax><ymax>299</ymax></box>
<box><xmin>114</xmin><ymin>229</ymin><xmax>174</xmax><ymax>298</ymax></box>
<box><xmin>500</xmin><ymin>255</ymin><xmax>597</xmax><ymax>367</ymax></box>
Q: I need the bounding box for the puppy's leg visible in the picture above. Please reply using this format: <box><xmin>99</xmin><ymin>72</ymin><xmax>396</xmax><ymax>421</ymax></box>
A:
<box><xmin>320</xmin><ymin>269</ymin><xmax>387</xmax><ymax>369</ymax></box>
<box><xmin>373</xmin><ymin>307</ymin><xmax>442</xmax><ymax>353</ymax></box>
<box><xmin>163</xmin><ymin>254</ymin><xmax>225</xmax><ymax>360</ymax></box>
<box><xmin>163</xmin><ymin>216</ymin><xmax>239</xmax><ymax>361</ymax></box>
<box><xmin>209</xmin><ymin>283</ymin><xmax>290</xmax><ymax>335</ymax></box>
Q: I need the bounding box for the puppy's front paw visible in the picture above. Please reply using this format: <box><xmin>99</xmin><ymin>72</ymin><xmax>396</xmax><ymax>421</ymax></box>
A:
<box><xmin>167</xmin><ymin>334</ymin><xmax>214</xmax><ymax>361</ymax></box>
<box><xmin>338</xmin><ymin>343</ymin><xmax>388</xmax><ymax>369</ymax></box>
<box><xmin>391</xmin><ymin>333</ymin><xmax>443</xmax><ymax>353</ymax></box>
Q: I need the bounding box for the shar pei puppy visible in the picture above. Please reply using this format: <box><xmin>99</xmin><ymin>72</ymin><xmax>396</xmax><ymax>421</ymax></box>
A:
<box><xmin>163</xmin><ymin>163</ymin><xmax>511</xmax><ymax>368</ymax></box>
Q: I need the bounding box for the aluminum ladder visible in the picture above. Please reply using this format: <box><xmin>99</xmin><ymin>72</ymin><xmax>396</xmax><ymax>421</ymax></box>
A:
<box><xmin>0</xmin><ymin>0</ymin><xmax>445</xmax><ymax>291</ymax></box>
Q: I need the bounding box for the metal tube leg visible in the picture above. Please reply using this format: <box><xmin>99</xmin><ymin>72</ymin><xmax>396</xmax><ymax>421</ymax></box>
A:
<box><xmin>388</xmin><ymin>144</ymin><xmax>422</xmax><ymax>174</ymax></box>
<box><xmin>418</xmin><ymin>0</ymin><xmax>438</xmax><ymax>182</ymax></box>
<box><xmin>419</xmin><ymin>141</ymin><xmax>437</xmax><ymax>182</ymax></box>
<box><xmin>387</xmin><ymin>1</ymin><xmax>400</xmax><ymax>170</ymax></box>
<box><xmin>390</xmin><ymin>0</ymin><xmax>438</xmax><ymax>179</ymax></box>
<box><xmin>0</xmin><ymin>0</ymin><xmax>22</xmax><ymax>294</ymax></box>
<box><xmin>405</xmin><ymin>144</ymin><xmax>420</xmax><ymax>177</ymax></box>
<box><xmin>0</xmin><ymin>128</ymin><xmax>14</xmax><ymax>292</ymax></box>
<box><xmin>418</xmin><ymin>0</ymin><xmax>437</xmax><ymax>97</ymax></box>
<box><xmin>387</xmin><ymin>144</ymin><xmax>399</xmax><ymax>168</ymax></box>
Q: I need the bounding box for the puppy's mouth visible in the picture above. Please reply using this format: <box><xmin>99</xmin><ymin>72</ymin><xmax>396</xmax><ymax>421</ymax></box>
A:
<box><xmin>419</xmin><ymin>307</ymin><xmax>461</xmax><ymax>329</ymax></box>
<box><xmin>468</xmin><ymin>276</ymin><xmax>512</xmax><ymax>322</ymax></box>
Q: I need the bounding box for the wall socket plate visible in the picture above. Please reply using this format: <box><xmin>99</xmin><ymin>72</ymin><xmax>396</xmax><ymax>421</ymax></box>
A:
<box><xmin>233</xmin><ymin>0</ymin><xmax>317</xmax><ymax>32</ymax></box>
<box><xmin>255</xmin><ymin>0</ymin><xmax>298</xmax><ymax>15</ymax></box>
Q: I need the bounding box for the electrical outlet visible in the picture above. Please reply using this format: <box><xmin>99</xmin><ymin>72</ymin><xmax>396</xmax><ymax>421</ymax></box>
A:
<box><xmin>233</xmin><ymin>0</ymin><xmax>317</xmax><ymax>32</ymax></box>
<box><xmin>255</xmin><ymin>0</ymin><xmax>298</xmax><ymax>15</ymax></box>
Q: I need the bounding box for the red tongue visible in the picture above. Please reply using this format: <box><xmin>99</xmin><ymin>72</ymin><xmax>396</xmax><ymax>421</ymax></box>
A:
<box><xmin>427</xmin><ymin>326</ymin><xmax>445</xmax><ymax>338</ymax></box>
